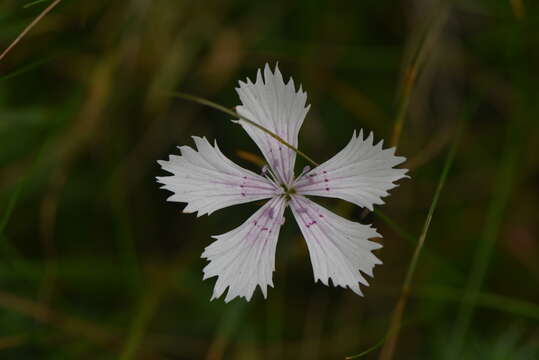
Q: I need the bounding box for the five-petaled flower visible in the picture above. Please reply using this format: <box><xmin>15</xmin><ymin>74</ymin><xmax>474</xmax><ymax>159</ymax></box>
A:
<box><xmin>157</xmin><ymin>64</ymin><xmax>408</xmax><ymax>302</ymax></box>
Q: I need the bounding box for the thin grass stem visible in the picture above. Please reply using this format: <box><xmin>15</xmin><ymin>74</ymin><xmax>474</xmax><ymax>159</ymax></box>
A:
<box><xmin>0</xmin><ymin>0</ymin><xmax>63</xmax><ymax>64</ymax></box>
<box><xmin>418</xmin><ymin>285</ymin><xmax>539</xmax><ymax>321</ymax></box>
<box><xmin>446</xmin><ymin>109</ymin><xmax>522</xmax><ymax>358</ymax></box>
<box><xmin>170</xmin><ymin>92</ymin><xmax>319</xmax><ymax>167</ymax></box>
<box><xmin>24</xmin><ymin>0</ymin><xmax>52</xmax><ymax>8</ymax></box>
<box><xmin>390</xmin><ymin>5</ymin><xmax>449</xmax><ymax>147</ymax></box>
<box><xmin>0</xmin><ymin>185</ymin><xmax>22</xmax><ymax>236</ymax></box>
<box><xmin>205</xmin><ymin>302</ymin><xmax>245</xmax><ymax>360</ymax></box>
<box><xmin>0</xmin><ymin>56</ymin><xmax>54</xmax><ymax>81</ymax></box>
<box><xmin>119</xmin><ymin>281</ymin><xmax>165</xmax><ymax>360</ymax></box>
<box><xmin>378</xmin><ymin>122</ymin><xmax>462</xmax><ymax>360</ymax></box>
<box><xmin>346</xmin><ymin>337</ymin><xmax>385</xmax><ymax>359</ymax></box>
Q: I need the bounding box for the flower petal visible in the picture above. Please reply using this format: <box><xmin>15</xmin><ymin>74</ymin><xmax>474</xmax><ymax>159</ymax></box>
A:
<box><xmin>157</xmin><ymin>136</ymin><xmax>278</xmax><ymax>216</ymax></box>
<box><xmin>202</xmin><ymin>196</ymin><xmax>287</xmax><ymax>302</ymax></box>
<box><xmin>235</xmin><ymin>63</ymin><xmax>310</xmax><ymax>185</ymax></box>
<box><xmin>294</xmin><ymin>130</ymin><xmax>408</xmax><ymax>211</ymax></box>
<box><xmin>289</xmin><ymin>195</ymin><xmax>382</xmax><ymax>295</ymax></box>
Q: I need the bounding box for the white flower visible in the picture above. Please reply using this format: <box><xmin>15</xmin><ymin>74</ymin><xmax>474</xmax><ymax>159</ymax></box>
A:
<box><xmin>157</xmin><ymin>64</ymin><xmax>408</xmax><ymax>302</ymax></box>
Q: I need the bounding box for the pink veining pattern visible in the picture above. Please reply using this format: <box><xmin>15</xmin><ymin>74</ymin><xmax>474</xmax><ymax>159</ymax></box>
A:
<box><xmin>202</xmin><ymin>196</ymin><xmax>287</xmax><ymax>301</ymax></box>
<box><xmin>289</xmin><ymin>195</ymin><xmax>382</xmax><ymax>295</ymax></box>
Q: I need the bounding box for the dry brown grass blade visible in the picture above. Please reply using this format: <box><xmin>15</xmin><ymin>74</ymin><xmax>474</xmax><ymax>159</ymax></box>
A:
<box><xmin>405</xmin><ymin>124</ymin><xmax>454</xmax><ymax>171</ymax></box>
<box><xmin>390</xmin><ymin>4</ymin><xmax>450</xmax><ymax>147</ymax></box>
<box><xmin>236</xmin><ymin>150</ymin><xmax>266</xmax><ymax>167</ymax></box>
<box><xmin>0</xmin><ymin>290</ymin><xmax>116</xmax><ymax>345</ymax></box>
<box><xmin>0</xmin><ymin>0</ymin><xmax>63</xmax><ymax>64</ymax></box>
<box><xmin>0</xmin><ymin>335</ymin><xmax>28</xmax><ymax>350</ymax></box>
<box><xmin>510</xmin><ymin>0</ymin><xmax>525</xmax><ymax>19</ymax></box>
<box><xmin>325</xmin><ymin>73</ymin><xmax>389</xmax><ymax>133</ymax></box>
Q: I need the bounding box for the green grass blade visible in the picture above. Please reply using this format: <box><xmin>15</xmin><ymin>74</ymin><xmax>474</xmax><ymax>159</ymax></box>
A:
<box><xmin>205</xmin><ymin>302</ymin><xmax>246</xmax><ymax>359</ymax></box>
<box><xmin>446</xmin><ymin>112</ymin><xmax>523</xmax><ymax>358</ymax></box>
<box><xmin>379</xmin><ymin>122</ymin><xmax>463</xmax><ymax>360</ymax></box>
<box><xmin>119</xmin><ymin>280</ymin><xmax>164</xmax><ymax>360</ymax></box>
<box><xmin>0</xmin><ymin>184</ymin><xmax>22</xmax><ymax>236</ymax></box>
<box><xmin>23</xmin><ymin>0</ymin><xmax>51</xmax><ymax>8</ymax></box>
<box><xmin>346</xmin><ymin>337</ymin><xmax>386</xmax><ymax>359</ymax></box>
<box><xmin>418</xmin><ymin>285</ymin><xmax>539</xmax><ymax>321</ymax></box>
<box><xmin>0</xmin><ymin>56</ymin><xmax>53</xmax><ymax>81</ymax></box>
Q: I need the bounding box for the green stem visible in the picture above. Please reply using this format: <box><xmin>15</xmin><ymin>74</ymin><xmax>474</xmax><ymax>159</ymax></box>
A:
<box><xmin>170</xmin><ymin>92</ymin><xmax>319</xmax><ymax>167</ymax></box>
<box><xmin>0</xmin><ymin>184</ymin><xmax>22</xmax><ymax>236</ymax></box>
<box><xmin>447</xmin><ymin>106</ymin><xmax>522</xmax><ymax>358</ymax></box>
<box><xmin>0</xmin><ymin>56</ymin><xmax>54</xmax><ymax>81</ymax></box>
<box><xmin>402</xmin><ymin>126</ymin><xmax>460</xmax><ymax>288</ymax></box>
<box><xmin>24</xmin><ymin>0</ymin><xmax>51</xmax><ymax>8</ymax></box>
<box><xmin>346</xmin><ymin>338</ymin><xmax>386</xmax><ymax>359</ymax></box>
<box><xmin>379</xmin><ymin>123</ymin><xmax>462</xmax><ymax>360</ymax></box>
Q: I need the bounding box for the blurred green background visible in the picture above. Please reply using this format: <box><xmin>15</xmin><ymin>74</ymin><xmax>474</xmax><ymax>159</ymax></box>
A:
<box><xmin>0</xmin><ymin>0</ymin><xmax>538</xmax><ymax>359</ymax></box>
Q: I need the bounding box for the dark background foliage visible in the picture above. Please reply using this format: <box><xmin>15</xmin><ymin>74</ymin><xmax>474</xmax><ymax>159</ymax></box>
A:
<box><xmin>0</xmin><ymin>0</ymin><xmax>538</xmax><ymax>359</ymax></box>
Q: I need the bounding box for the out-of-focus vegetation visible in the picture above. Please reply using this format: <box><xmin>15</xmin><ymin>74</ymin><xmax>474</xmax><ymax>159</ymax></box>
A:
<box><xmin>0</xmin><ymin>0</ymin><xmax>538</xmax><ymax>359</ymax></box>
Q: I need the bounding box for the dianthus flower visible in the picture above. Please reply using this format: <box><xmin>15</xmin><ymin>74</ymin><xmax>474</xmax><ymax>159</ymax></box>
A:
<box><xmin>158</xmin><ymin>65</ymin><xmax>408</xmax><ymax>302</ymax></box>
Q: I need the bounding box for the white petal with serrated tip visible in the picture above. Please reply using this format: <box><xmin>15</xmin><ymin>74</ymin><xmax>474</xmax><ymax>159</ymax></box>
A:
<box><xmin>289</xmin><ymin>195</ymin><xmax>382</xmax><ymax>295</ymax></box>
<box><xmin>293</xmin><ymin>130</ymin><xmax>408</xmax><ymax>211</ymax></box>
<box><xmin>202</xmin><ymin>196</ymin><xmax>287</xmax><ymax>302</ymax></box>
<box><xmin>235</xmin><ymin>63</ymin><xmax>310</xmax><ymax>185</ymax></box>
<box><xmin>157</xmin><ymin>136</ymin><xmax>279</xmax><ymax>217</ymax></box>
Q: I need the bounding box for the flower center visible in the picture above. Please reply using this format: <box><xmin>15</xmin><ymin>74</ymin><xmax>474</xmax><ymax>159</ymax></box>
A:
<box><xmin>280</xmin><ymin>183</ymin><xmax>296</xmax><ymax>201</ymax></box>
<box><xmin>281</xmin><ymin>183</ymin><xmax>296</xmax><ymax>194</ymax></box>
